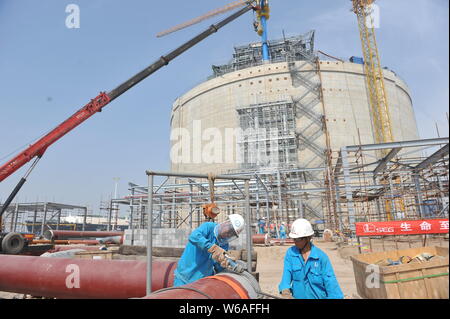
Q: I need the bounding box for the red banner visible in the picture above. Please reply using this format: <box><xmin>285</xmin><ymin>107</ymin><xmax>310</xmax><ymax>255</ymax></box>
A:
<box><xmin>355</xmin><ymin>219</ymin><xmax>449</xmax><ymax>237</ymax></box>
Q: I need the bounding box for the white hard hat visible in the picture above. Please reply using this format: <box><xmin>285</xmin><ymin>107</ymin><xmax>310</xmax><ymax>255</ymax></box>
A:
<box><xmin>289</xmin><ymin>218</ymin><xmax>314</xmax><ymax>238</ymax></box>
<box><xmin>214</xmin><ymin>214</ymin><xmax>245</xmax><ymax>245</ymax></box>
<box><xmin>229</xmin><ymin>214</ymin><xmax>245</xmax><ymax>235</ymax></box>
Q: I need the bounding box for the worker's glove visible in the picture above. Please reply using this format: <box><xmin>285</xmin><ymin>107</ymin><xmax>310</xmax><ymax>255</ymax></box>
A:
<box><xmin>208</xmin><ymin>244</ymin><xmax>226</xmax><ymax>264</ymax></box>
<box><xmin>281</xmin><ymin>289</ymin><xmax>294</xmax><ymax>299</ymax></box>
<box><xmin>219</xmin><ymin>253</ymin><xmax>236</xmax><ymax>269</ymax></box>
<box><xmin>220</xmin><ymin>258</ymin><xmax>230</xmax><ymax>268</ymax></box>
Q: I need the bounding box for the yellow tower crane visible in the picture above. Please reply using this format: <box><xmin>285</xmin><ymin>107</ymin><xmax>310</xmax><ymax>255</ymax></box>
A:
<box><xmin>352</xmin><ymin>0</ymin><xmax>394</xmax><ymax>154</ymax></box>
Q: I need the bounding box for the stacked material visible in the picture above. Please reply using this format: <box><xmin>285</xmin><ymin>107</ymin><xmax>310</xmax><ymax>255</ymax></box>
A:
<box><xmin>374</xmin><ymin>252</ymin><xmax>446</xmax><ymax>267</ymax></box>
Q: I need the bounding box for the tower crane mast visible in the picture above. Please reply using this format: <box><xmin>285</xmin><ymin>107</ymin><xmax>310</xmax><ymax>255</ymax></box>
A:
<box><xmin>352</xmin><ymin>0</ymin><xmax>394</xmax><ymax>153</ymax></box>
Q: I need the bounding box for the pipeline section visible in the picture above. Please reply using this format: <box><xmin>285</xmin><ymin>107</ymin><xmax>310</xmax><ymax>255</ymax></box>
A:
<box><xmin>0</xmin><ymin>255</ymin><xmax>176</xmax><ymax>299</ymax></box>
<box><xmin>43</xmin><ymin>230</ymin><xmax>123</xmax><ymax>241</ymax></box>
<box><xmin>0</xmin><ymin>255</ymin><xmax>261</xmax><ymax>299</ymax></box>
<box><xmin>143</xmin><ymin>271</ymin><xmax>260</xmax><ymax>299</ymax></box>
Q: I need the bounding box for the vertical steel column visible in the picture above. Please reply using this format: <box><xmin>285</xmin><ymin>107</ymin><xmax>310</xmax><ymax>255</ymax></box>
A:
<box><xmin>189</xmin><ymin>183</ymin><xmax>193</xmax><ymax>229</ymax></box>
<box><xmin>130</xmin><ymin>188</ymin><xmax>135</xmax><ymax>245</ymax></box>
<box><xmin>107</xmin><ymin>200</ymin><xmax>112</xmax><ymax>231</ymax></box>
<box><xmin>256</xmin><ymin>181</ymin><xmax>260</xmax><ymax>220</ymax></box>
<box><xmin>139</xmin><ymin>197</ymin><xmax>144</xmax><ymax>229</ymax></box>
<box><xmin>159</xmin><ymin>197</ymin><xmax>163</xmax><ymax>228</ymax></box>
<box><xmin>40</xmin><ymin>203</ymin><xmax>48</xmax><ymax>236</ymax></box>
<box><xmin>277</xmin><ymin>170</ymin><xmax>283</xmax><ymax>222</ymax></box>
<box><xmin>413</xmin><ymin>174</ymin><xmax>424</xmax><ymax>218</ymax></box>
<box><xmin>388</xmin><ymin>173</ymin><xmax>397</xmax><ymax>220</ymax></box>
<box><xmin>334</xmin><ymin>176</ymin><xmax>343</xmax><ymax>231</ymax></box>
<box><xmin>299</xmin><ymin>198</ymin><xmax>304</xmax><ymax>219</ymax></box>
<box><xmin>244</xmin><ymin>180</ymin><xmax>252</xmax><ymax>272</ymax></box>
<box><xmin>31</xmin><ymin>205</ymin><xmax>37</xmax><ymax>234</ymax></box>
<box><xmin>57</xmin><ymin>209</ymin><xmax>61</xmax><ymax>230</ymax></box>
<box><xmin>372</xmin><ymin>174</ymin><xmax>383</xmax><ymax>221</ymax></box>
<box><xmin>341</xmin><ymin>148</ymin><xmax>356</xmax><ymax>233</ymax></box>
<box><xmin>171</xmin><ymin>192</ymin><xmax>176</xmax><ymax>229</ymax></box>
<box><xmin>82</xmin><ymin>207</ymin><xmax>87</xmax><ymax>231</ymax></box>
<box><xmin>13</xmin><ymin>203</ymin><xmax>19</xmax><ymax>232</ymax></box>
<box><xmin>146</xmin><ymin>174</ymin><xmax>154</xmax><ymax>296</ymax></box>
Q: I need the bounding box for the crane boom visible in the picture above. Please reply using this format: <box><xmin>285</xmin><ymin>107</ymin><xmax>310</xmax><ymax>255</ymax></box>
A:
<box><xmin>156</xmin><ymin>0</ymin><xmax>256</xmax><ymax>38</ymax></box>
<box><xmin>0</xmin><ymin>3</ymin><xmax>254</xmax><ymax>219</ymax></box>
<box><xmin>353</xmin><ymin>0</ymin><xmax>393</xmax><ymax>152</ymax></box>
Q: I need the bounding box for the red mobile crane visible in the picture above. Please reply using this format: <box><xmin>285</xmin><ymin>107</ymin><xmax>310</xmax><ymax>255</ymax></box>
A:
<box><xmin>0</xmin><ymin>3</ymin><xmax>256</xmax><ymax>253</ymax></box>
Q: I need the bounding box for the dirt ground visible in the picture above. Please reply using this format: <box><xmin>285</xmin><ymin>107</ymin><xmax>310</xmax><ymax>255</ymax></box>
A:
<box><xmin>255</xmin><ymin>240</ymin><xmax>360</xmax><ymax>299</ymax></box>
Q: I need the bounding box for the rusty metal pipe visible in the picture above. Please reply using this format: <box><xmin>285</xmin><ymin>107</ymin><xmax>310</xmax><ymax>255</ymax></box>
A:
<box><xmin>252</xmin><ymin>234</ymin><xmax>271</xmax><ymax>246</ymax></box>
<box><xmin>0</xmin><ymin>255</ymin><xmax>177</xmax><ymax>299</ymax></box>
<box><xmin>32</xmin><ymin>239</ymin><xmax>101</xmax><ymax>245</ymax></box>
<box><xmin>43</xmin><ymin>230</ymin><xmax>123</xmax><ymax>240</ymax></box>
<box><xmin>270</xmin><ymin>238</ymin><xmax>294</xmax><ymax>245</ymax></box>
<box><xmin>49</xmin><ymin>245</ymin><xmax>106</xmax><ymax>253</ymax></box>
<box><xmin>143</xmin><ymin>272</ymin><xmax>260</xmax><ymax>299</ymax></box>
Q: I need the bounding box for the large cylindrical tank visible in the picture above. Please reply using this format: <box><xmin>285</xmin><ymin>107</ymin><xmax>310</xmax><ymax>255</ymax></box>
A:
<box><xmin>169</xmin><ymin>59</ymin><xmax>419</xmax><ymax>174</ymax></box>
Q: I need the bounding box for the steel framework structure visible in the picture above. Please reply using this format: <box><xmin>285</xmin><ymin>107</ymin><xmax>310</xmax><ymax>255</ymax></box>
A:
<box><xmin>0</xmin><ymin>202</ymin><xmax>88</xmax><ymax>235</ymax></box>
<box><xmin>328</xmin><ymin>138</ymin><xmax>449</xmax><ymax>234</ymax></box>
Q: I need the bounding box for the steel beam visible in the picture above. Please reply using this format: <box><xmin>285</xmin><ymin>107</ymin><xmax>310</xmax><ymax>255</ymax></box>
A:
<box><xmin>373</xmin><ymin>147</ymin><xmax>401</xmax><ymax>175</ymax></box>
<box><xmin>413</xmin><ymin>144</ymin><xmax>449</xmax><ymax>172</ymax></box>
<box><xmin>43</xmin><ymin>230</ymin><xmax>123</xmax><ymax>241</ymax></box>
<box><xmin>146</xmin><ymin>170</ymin><xmax>251</xmax><ymax>181</ymax></box>
<box><xmin>345</xmin><ymin>138</ymin><xmax>449</xmax><ymax>152</ymax></box>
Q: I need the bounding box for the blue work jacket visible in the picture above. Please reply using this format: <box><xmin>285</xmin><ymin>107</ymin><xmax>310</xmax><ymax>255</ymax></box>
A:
<box><xmin>278</xmin><ymin>243</ymin><xmax>344</xmax><ymax>299</ymax></box>
<box><xmin>174</xmin><ymin>222</ymin><xmax>228</xmax><ymax>286</ymax></box>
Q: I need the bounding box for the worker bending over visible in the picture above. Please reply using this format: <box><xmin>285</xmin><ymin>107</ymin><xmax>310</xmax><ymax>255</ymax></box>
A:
<box><xmin>173</xmin><ymin>214</ymin><xmax>245</xmax><ymax>287</ymax></box>
<box><xmin>278</xmin><ymin>218</ymin><xmax>344</xmax><ymax>299</ymax></box>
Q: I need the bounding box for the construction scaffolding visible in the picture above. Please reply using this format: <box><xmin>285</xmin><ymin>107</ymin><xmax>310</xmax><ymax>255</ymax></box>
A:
<box><xmin>211</xmin><ymin>31</ymin><xmax>315</xmax><ymax>77</ymax></box>
<box><xmin>0</xmin><ymin>202</ymin><xmax>88</xmax><ymax>235</ymax></box>
<box><xmin>109</xmin><ymin>137</ymin><xmax>449</xmax><ymax>246</ymax></box>
<box><xmin>236</xmin><ymin>99</ymin><xmax>298</xmax><ymax>169</ymax></box>
<box><xmin>327</xmin><ymin>138</ymin><xmax>449</xmax><ymax>235</ymax></box>
<box><xmin>114</xmin><ymin>166</ymin><xmax>328</xmax><ymax>240</ymax></box>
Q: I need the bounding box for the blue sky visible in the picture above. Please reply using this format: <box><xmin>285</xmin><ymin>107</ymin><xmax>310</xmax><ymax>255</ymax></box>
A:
<box><xmin>0</xmin><ymin>0</ymin><xmax>448</xmax><ymax>214</ymax></box>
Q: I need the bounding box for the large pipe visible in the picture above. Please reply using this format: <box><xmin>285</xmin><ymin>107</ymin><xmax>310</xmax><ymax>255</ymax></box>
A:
<box><xmin>0</xmin><ymin>255</ymin><xmax>176</xmax><ymax>299</ymax></box>
<box><xmin>143</xmin><ymin>272</ymin><xmax>260</xmax><ymax>299</ymax></box>
<box><xmin>252</xmin><ymin>234</ymin><xmax>271</xmax><ymax>246</ymax></box>
<box><xmin>270</xmin><ymin>238</ymin><xmax>294</xmax><ymax>245</ymax></box>
<box><xmin>96</xmin><ymin>235</ymin><xmax>123</xmax><ymax>244</ymax></box>
<box><xmin>43</xmin><ymin>230</ymin><xmax>124</xmax><ymax>241</ymax></box>
<box><xmin>32</xmin><ymin>239</ymin><xmax>101</xmax><ymax>245</ymax></box>
<box><xmin>48</xmin><ymin>245</ymin><xmax>106</xmax><ymax>253</ymax></box>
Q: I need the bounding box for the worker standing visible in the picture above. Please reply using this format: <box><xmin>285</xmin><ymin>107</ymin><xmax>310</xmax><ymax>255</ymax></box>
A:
<box><xmin>173</xmin><ymin>214</ymin><xmax>245</xmax><ymax>287</ymax></box>
<box><xmin>258</xmin><ymin>217</ymin><xmax>266</xmax><ymax>234</ymax></box>
<box><xmin>278</xmin><ymin>218</ymin><xmax>344</xmax><ymax>299</ymax></box>
<box><xmin>279</xmin><ymin>222</ymin><xmax>287</xmax><ymax>240</ymax></box>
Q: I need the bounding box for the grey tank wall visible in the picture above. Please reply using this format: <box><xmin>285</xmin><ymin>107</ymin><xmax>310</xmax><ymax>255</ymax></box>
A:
<box><xmin>169</xmin><ymin>60</ymin><xmax>420</xmax><ymax>174</ymax></box>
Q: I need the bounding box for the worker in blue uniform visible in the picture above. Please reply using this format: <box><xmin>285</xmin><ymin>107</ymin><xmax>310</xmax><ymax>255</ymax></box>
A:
<box><xmin>258</xmin><ymin>218</ymin><xmax>266</xmax><ymax>234</ymax></box>
<box><xmin>278</xmin><ymin>218</ymin><xmax>344</xmax><ymax>299</ymax></box>
<box><xmin>173</xmin><ymin>214</ymin><xmax>245</xmax><ymax>287</ymax></box>
<box><xmin>279</xmin><ymin>222</ymin><xmax>287</xmax><ymax>240</ymax></box>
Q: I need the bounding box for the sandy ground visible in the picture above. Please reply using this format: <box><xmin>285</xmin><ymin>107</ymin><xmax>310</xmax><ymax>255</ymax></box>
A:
<box><xmin>255</xmin><ymin>240</ymin><xmax>360</xmax><ymax>299</ymax></box>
